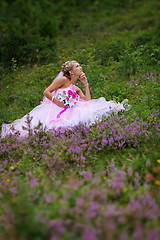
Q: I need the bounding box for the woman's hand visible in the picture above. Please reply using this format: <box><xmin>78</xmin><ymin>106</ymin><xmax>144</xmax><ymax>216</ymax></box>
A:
<box><xmin>80</xmin><ymin>72</ymin><xmax>88</xmax><ymax>86</ymax></box>
<box><xmin>78</xmin><ymin>72</ymin><xmax>91</xmax><ymax>101</ymax></box>
<box><xmin>54</xmin><ymin>98</ymin><xmax>65</xmax><ymax>108</ymax></box>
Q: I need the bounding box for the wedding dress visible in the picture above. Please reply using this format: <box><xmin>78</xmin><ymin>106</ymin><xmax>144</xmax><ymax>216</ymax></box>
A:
<box><xmin>1</xmin><ymin>84</ymin><xmax>130</xmax><ymax>138</ymax></box>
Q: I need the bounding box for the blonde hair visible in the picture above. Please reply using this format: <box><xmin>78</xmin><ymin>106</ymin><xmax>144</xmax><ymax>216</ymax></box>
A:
<box><xmin>61</xmin><ymin>60</ymin><xmax>77</xmax><ymax>80</ymax></box>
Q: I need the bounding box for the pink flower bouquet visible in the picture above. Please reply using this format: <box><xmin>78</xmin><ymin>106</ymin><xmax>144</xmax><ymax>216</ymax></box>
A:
<box><xmin>58</xmin><ymin>89</ymin><xmax>79</xmax><ymax>108</ymax></box>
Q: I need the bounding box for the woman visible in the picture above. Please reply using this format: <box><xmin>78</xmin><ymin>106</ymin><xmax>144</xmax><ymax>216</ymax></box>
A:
<box><xmin>1</xmin><ymin>60</ymin><xmax>130</xmax><ymax>138</ymax></box>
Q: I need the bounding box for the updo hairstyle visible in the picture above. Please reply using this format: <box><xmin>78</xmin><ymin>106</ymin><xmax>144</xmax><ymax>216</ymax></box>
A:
<box><xmin>61</xmin><ymin>60</ymin><xmax>76</xmax><ymax>80</ymax></box>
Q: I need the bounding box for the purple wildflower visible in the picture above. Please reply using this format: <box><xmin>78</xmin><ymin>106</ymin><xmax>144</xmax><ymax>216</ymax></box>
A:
<box><xmin>82</xmin><ymin>228</ymin><xmax>96</xmax><ymax>240</ymax></box>
<box><xmin>128</xmin><ymin>167</ymin><xmax>133</xmax><ymax>176</ymax></box>
<box><xmin>110</xmin><ymin>163</ymin><xmax>115</xmax><ymax>171</ymax></box>
<box><xmin>146</xmin><ymin>160</ymin><xmax>151</xmax><ymax>167</ymax></box>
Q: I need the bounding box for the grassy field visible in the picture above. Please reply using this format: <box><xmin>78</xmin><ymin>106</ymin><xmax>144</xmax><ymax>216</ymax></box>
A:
<box><xmin>0</xmin><ymin>0</ymin><xmax>160</xmax><ymax>239</ymax></box>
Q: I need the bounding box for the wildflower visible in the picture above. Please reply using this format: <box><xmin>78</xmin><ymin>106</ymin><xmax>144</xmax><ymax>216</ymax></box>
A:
<box><xmin>6</xmin><ymin>179</ymin><xmax>10</xmax><ymax>182</ymax></box>
<box><xmin>128</xmin><ymin>167</ymin><xmax>133</xmax><ymax>176</ymax></box>
<box><xmin>30</xmin><ymin>177</ymin><xmax>38</xmax><ymax>187</ymax></box>
<box><xmin>103</xmin><ymin>176</ymin><xmax>107</xmax><ymax>180</ymax></box>
<box><xmin>146</xmin><ymin>160</ymin><xmax>151</xmax><ymax>167</ymax></box>
<box><xmin>85</xmin><ymin>171</ymin><xmax>92</xmax><ymax>180</ymax></box>
<box><xmin>56</xmin><ymin>180</ymin><xmax>61</xmax><ymax>186</ymax></box>
<box><xmin>155</xmin><ymin>180</ymin><xmax>160</xmax><ymax>186</ymax></box>
<box><xmin>109</xmin><ymin>137</ymin><xmax>114</xmax><ymax>145</ymax></box>
<box><xmin>148</xmin><ymin>229</ymin><xmax>159</xmax><ymax>240</ymax></box>
<box><xmin>49</xmin><ymin>220</ymin><xmax>65</xmax><ymax>234</ymax></box>
<box><xmin>157</xmin><ymin>159</ymin><xmax>160</xmax><ymax>164</ymax></box>
<box><xmin>50</xmin><ymin>237</ymin><xmax>58</xmax><ymax>240</ymax></box>
<box><xmin>10</xmin><ymin>166</ymin><xmax>15</xmax><ymax>170</ymax></box>
<box><xmin>134</xmin><ymin>172</ymin><xmax>140</xmax><ymax>186</ymax></box>
<box><xmin>149</xmin><ymin>73</ymin><xmax>153</xmax><ymax>78</ymax></box>
<box><xmin>83</xmin><ymin>228</ymin><xmax>96</xmax><ymax>240</ymax></box>
<box><xmin>110</xmin><ymin>163</ymin><xmax>115</xmax><ymax>171</ymax></box>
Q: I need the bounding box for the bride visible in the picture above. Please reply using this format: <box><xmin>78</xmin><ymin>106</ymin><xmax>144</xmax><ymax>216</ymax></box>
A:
<box><xmin>1</xmin><ymin>60</ymin><xmax>130</xmax><ymax>138</ymax></box>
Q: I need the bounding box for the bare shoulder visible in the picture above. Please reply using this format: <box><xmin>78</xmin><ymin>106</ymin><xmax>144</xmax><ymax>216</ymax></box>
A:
<box><xmin>51</xmin><ymin>76</ymin><xmax>68</xmax><ymax>89</ymax></box>
<box><xmin>54</xmin><ymin>76</ymin><xmax>68</xmax><ymax>85</ymax></box>
<box><xmin>45</xmin><ymin>76</ymin><xmax>69</xmax><ymax>92</ymax></box>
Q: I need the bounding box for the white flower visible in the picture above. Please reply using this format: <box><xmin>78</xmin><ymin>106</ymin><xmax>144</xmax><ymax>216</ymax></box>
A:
<box><xmin>58</xmin><ymin>89</ymin><xmax>79</xmax><ymax>108</ymax></box>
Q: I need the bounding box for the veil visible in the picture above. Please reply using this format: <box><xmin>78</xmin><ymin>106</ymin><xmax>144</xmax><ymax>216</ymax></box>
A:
<box><xmin>52</xmin><ymin>71</ymin><xmax>64</xmax><ymax>83</ymax></box>
<box><xmin>42</xmin><ymin>71</ymin><xmax>64</xmax><ymax>103</ymax></box>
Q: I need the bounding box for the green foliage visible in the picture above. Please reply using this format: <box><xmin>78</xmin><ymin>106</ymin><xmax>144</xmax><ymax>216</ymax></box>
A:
<box><xmin>118</xmin><ymin>42</ymin><xmax>160</xmax><ymax>76</ymax></box>
<box><xmin>1</xmin><ymin>0</ymin><xmax>159</xmax><ymax>69</ymax></box>
<box><xmin>94</xmin><ymin>39</ymin><xmax>160</xmax><ymax>77</ymax></box>
<box><xmin>94</xmin><ymin>40</ymin><xmax>125</xmax><ymax>65</ymax></box>
<box><xmin>0</xmin><ymin>0</ymin><xmax>58</xmax><ymax>65</ymax></box>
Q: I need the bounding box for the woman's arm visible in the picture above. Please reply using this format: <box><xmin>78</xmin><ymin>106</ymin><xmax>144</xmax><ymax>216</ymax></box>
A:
<box><xmin>77</xmin><ymin>72</ymin><xmax>91</xmax><ymax>101</ymax></box>
<box><xmin>43</xmin><ymin>77</ymin><xmax>66</xmax><ymax>108</ymax></box>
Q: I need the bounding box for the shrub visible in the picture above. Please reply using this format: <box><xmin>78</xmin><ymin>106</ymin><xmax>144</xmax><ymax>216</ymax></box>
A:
<box><xmin>0</xmin><ymin>0</ymin><xmax>58</xmax><ymax>65</ymax></box>
<box><xmin>94</xmin><ymin>40</ymin><xmax>125</xmax><ymax>65</ymax></box>
<box><xmin>118</xmin><ymin>42</ymin><xmax>160</xmax><ymax>76</ymax></box>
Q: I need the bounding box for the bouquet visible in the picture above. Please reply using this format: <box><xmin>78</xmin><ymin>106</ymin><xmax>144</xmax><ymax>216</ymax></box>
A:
<box><xmin>58</xmin><ymin>89</ymin><xmax>79</xmax><ymax>107</ymax></box>
<box><xmin>56</xmin><ymin>88</ymin><xmax>79</xmax><ymax>118</ymax></box>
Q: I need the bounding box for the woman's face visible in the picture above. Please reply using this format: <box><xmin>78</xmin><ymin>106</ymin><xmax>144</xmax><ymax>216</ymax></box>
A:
<box><xmin>71</xmin><ymin>62</ymin><xmax>83</xmax><ymax>77</ymax></box>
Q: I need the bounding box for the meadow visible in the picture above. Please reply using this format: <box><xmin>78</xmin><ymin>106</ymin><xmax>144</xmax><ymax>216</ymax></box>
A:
<box><xmin>0</xmin><ymin>0</ymin><xmax>160</xmax><ymax>239</ymax></box>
